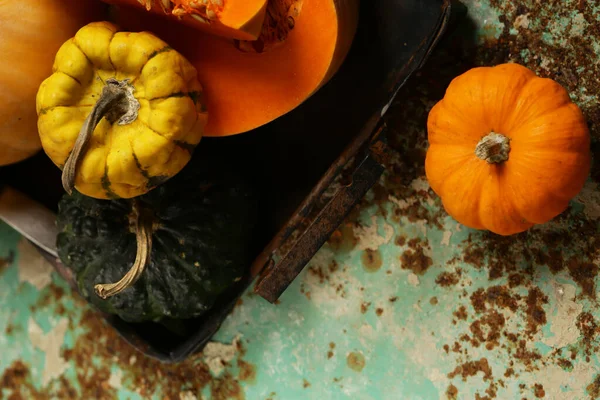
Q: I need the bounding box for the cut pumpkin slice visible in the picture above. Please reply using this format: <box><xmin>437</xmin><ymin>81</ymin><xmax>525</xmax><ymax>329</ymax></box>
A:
<box><xmin>102</xmin><ymin>0</ymin><xmax>269</xmax><ymax>41</ymax></box>
<box><xmin>109</xmin><ymin>0</ymin><xmax>360</xmax><ymax>137</ymax></box>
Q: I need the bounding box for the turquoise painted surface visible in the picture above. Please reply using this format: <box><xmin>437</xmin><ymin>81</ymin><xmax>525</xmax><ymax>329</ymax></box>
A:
<box><xmin>2</xmin><ymin>0</ymin><xmax>600</xmax><ymax>399</ymax></box>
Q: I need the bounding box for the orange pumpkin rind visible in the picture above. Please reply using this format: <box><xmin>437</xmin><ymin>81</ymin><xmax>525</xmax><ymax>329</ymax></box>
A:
<box><xmin>425</xmin><ymin>63</ymin><xmax>591</xmax><ymax>236</ymax></box>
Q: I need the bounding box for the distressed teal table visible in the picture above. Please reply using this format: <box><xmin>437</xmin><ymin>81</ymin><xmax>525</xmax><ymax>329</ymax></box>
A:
<box><xmin>2</xmin><ymin>1</ymin><xmax>600</xmax><ymax>399</ymax></box>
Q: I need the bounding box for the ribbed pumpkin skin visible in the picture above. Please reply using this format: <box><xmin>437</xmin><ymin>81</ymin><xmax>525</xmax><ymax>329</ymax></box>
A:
<box><xmin>56</xmin><ymin>161</ymin><xmax>258</xmax><ymax>323</ymax></box>
<box><xmin>425</xmin><ymin>63</ymin><xmax>591</xmax><ymax>236</ymax></box>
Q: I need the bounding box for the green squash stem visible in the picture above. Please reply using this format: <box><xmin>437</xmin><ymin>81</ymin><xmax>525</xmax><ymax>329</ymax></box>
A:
<box><xmin>94</xmin><ymin>201</ymin><xmax>153</xmax><ymax>299</ymax></box>
<box><xmin>62</xmin><ymin>78</ymin><xmax>140</xmax><ymax>195</ymax></box>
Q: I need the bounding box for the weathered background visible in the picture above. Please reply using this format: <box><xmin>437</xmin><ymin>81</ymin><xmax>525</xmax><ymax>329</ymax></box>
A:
<box><xmin>1</xmin><ymin>0</ymin><xmax>599</xmax><ymax>399</ymax></box>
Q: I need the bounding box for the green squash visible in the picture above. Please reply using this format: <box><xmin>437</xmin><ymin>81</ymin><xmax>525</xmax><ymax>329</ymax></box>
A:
<box><xmin>56</xmin><ymin>160</ymin><xmax>259</xmax><ymax>323</ymax></box>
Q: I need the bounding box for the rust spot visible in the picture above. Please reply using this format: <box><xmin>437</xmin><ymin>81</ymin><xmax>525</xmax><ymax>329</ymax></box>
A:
<box><xmin>327</xmin><ymin>351</ymin><xmax>334</xmax><ymax>359</ymax></box>
<box><xmin>568</xmin><ymin>260</ymin><xmax>598</xmax><ymax>299</ymax></box>
<box><xmin>448</xmin><ymin>358</ymin><xmax>493</xmax><ymax>382</ymax></box>
<box><xmin>557</xmin><ymin>358</ymin><xmax>573</xmax><ymax>370</ymax></box>
<box><xmin>577</xmin><ymin>311</ymin><xmax>599</xmax><ymax>357</ymax></box>
<box><xmin>210</xmin><ymin>372</ymin><xmax>244</xmax><ymax>400</ymax></box>
<box><xmin>533</xmin><ymin>383</ymin><xmax>545</xmax><ymax>398</ymax></box>
<box><xmin>303</xmin><ymin>379</ymin><xmax>311</xmax><ymax>388</ymax></box>
<box><xmin>375</xmin><ymin>308</ymin><xmax>384</xmax><ymax>316</ymax></box>
<box><xmin>504</xmin><ymin>368</ymin><xmax>515</xmax><ymax>378</ymax></box>
<box><xmin>361</xmin><ymin>249</ymin><xmax>383</xmax><ymax>272</ymax></box>
<box><xmin>0</xmin><ymin>250</ymin><xmax>14</xmax><ymax>271</ymax></box>
<box><xmin>328</xmin><ymin>223</ymin><xmax>358</xmax><ymax>253</ymax></box>
<box><xmin>346</xmin><ymin>352</ymin><xmax>366</xmax><ymax>373</ymax></box>
<box><xmin>446</xmin><ymin>384</ymin><xmax>458</xmax><ymax>399</ymax></box>
<box><xmin>436</xmin><ymin>271</ymin><xmax>460</xmax><ymax>287</ymax></box>
<box><xmin>508</xmin><ymin>273</ymin><xmax>524</xmax><ymax>288</ymax></box>
<box><xmin>237</xmin><ymin>359</ymin><xmax>256</xmax><ymax>384</ymax></box>
<box><xmin>329</xmin><ymin>342</ymin><xmax>336</xmax><ymax>349</ymax></box>
<box><xmin>453</xmin><ymin>305</ymin><xmax>468</xmax><ymax>321</ymax></box>
<box><xmin>360</xmin><ymin>302</ymin><xmax>371</xmax><ymax>314</ymax></box>
<box><xmin>389</xmin><ymin>296</ymin><xmax>399</xmax><ymax>303</ymax></box>
<box><xmin>452</xmin><ymin>342</ymin><xmax>462</xmax><ymax>353</ymax></box>
<box><xmin>443</xmin><ymin>344</ymin><xmax>450</xmax><ymax>353</ymax></box>
<box><xmin>400</xmin><ymin>238</ymin><xmax>433</xmax><ymax>275</ymax></box>
<box><xmin>470</xmin><ymin>286</ymin><xmax>520</xmax><ymax>314</ymax></box>
<box><xmin>470</xmin><ymin>310</ymin><xmax>505</xmax><ymax>350</ymax></box>
<box><xmin>512</xmin><ymin>340</ymin><xmax>542</xmax><ymax>371</ymax></box>
<box><xmin>430</xmin><ymin>296</ymin><xmax>439</xmax><ymax>305</ymax></box>
<box><xmin>525</xmin><ymin>288</ymin><xmax>548</xmax><ymax>337</ymax></box>
<box><xmin>587</xmin><ymin>374</ymin><xmax>600</xmax><ymax>399</ymax></box>
<box><xmin>395</xmin><ymin>236</ymin><xmax>407</xmax><ymax>246</ymax></box>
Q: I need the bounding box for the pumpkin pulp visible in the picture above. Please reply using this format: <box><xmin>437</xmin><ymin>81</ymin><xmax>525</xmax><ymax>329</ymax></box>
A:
<box><xmin>111</xmin><ymin>0</ymin><xmax>360</xmax><ymax>136</ymax></box>
<box><xmin>104</xmin><ymin>0</ymin><xmax>269</xmax><ymax>41</ymax></box>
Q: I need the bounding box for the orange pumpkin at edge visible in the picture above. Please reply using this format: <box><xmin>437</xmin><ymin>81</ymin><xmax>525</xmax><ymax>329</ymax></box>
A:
<box><xmin>0</xmin><ymin>0</ymin><xmax>106</xmax><ymax>167</ymax></box>
<box><xmin>425</xmin><ymin>63</ymin><xmax>592</xmax><ymax>236</ymax></box>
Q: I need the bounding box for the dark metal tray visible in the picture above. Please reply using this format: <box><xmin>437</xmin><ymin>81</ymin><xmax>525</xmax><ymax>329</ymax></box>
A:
<box><xmin>0</xmin><ymin>0</ymin><xmax>452</xmax><ymax>362</ymax></box>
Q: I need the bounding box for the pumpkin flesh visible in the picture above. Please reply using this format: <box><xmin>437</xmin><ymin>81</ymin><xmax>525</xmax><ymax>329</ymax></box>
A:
<box><xmin>0</xmin><ymin>0</ymin><xmax>105</xmax><ymax>166</ymax></box>
<box><xmin>426</xmin><ymin>63</ymin><xmax>591</xmax><ymax>236</ymax></box>
<box><xmin>111</xmin><ymin>0</ymin><xmax>360</xmax><ymax>136</ymax></box>
<box><xmin>103</xmin><ymin>0</ymin><xmax>268</xmax><ymax>41</ymax></box>
<box><xmin>36</xmin><ymin>21</ymin><xmax>207</xmax><ymax>200</ymax></box>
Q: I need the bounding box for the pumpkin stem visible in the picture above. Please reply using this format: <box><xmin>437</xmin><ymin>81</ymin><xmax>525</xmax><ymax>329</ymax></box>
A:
<box><xmin>475</xmin><ymin>132</ymin><xmax>511</xmax><ymax>164</ymax></box>
<box><xmin>61</xmin><ymin>78</ymin><xmax>140</xmax><ymax>195</ymax></box>
<box><xmin>94</xmin><ymin>201</ymin><xmax>153</xmax><ymax>299</ymax></box>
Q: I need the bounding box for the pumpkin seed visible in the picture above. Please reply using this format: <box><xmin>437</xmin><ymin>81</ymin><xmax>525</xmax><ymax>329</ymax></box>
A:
<box><xmin>206</xmin><ymin>9</ymin><xmax>217</xmax><ymax>19</ymax></box>
<box><xmin>191</xmin><ymin>14</ymin><xmax>210</xmax><ymax>24</ymax></box>
<box><xmin>160</xmin><ymin>0</ymin><xmax>172</xmax><ymax>13</ymax></box>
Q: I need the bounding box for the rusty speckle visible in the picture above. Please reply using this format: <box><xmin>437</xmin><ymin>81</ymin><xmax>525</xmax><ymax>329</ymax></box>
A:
<box><xmin>327</xmin><ymin>223</ymin><xmax>358</xmax><ymax>253</ymax></box>
<box><xmin>303</xmin><ymin>379</ymin><xmax>311</xmax><ymax>388</ymax></box>
<box><xmin>448</xmin><ymin>358</ymin><xmax>493</xmax><ymax>382</ymax></box>
<box><xmin>360</xmin><ymin>302</ymin><xmax>371</xmax><ymax>314</ymax></box>
<box><xmin>470</xmin><ymin>310</ymin><xmax>505</xmax><ymax>350</ymax></box>
<box><xmin>533</xmin><ymin>383</ymin><xmax>545</xmax><ymax>398</ymax></box>
<box><xmin>454</xmin><ymin>305</ymin><xmax>468</xmax><ymax>321</ymax></box>
<box><xmin>447</xmin><ymin>384</ymin><xmax>458</xmax><ymax>399</ymax></box>
<box><xmin>525</xmin><ymin>287</ymin><xmax>548</xmax><ymax>337</ymax></box>
<box><xmin>237</xmin><ymin>359</ymin><xmax>256</xmax><ymax>384</ymax></box>
<box><xmin>567</xmin><ymin>260</ymin><xmax>598</xmax><ymax>299</ymax></box>
<box><xmin>430</xmin><ymin>296</ymin><xmax>439</xmax><ymax>305</ymax></box>
<box><xmin>389</xmin><ymin>296</ymin><xmax>399</xmax><ymax>303</ymax></box>
<box><xmin>346</xmin><ymin>352</ymin><xmax>366</xmax><ymax>372</ymax></box>
<box><xmin>443</xmin><ymin>344</ymin><xmax>450</xmax><ymax>353</ymax></box>
<box><xmin>375</xmin><ymin>307</ymin><xmax>384</xmax><ymax>316</ymax></box>
<box><xmin>400</xmin><ymin>238</ymin><xmax>433</xmax><ymax>275</ymax></box>
<box><xmin>327</xmin><ymin>351</ymin><xmax>334</xmax><ymax>359</ymax></box>
<box><xmin>361</xmin><ymin>248</ymin><xmax>383</xmax><ymax>272</ymax></box>
<box><xmin>587</xmin><ymin>374</ymin><xmax>600</xmax><ymax>399</ymax></box>
<box><xmin>395</xmin><ymin>236</ymin><xmax>407</xmax><ymax>246</ymax></box>
<box><xmin>470</xmin><ymin>286</ymin><xmax>520</xmax><ymax>314</ymax></box>
<box><xmin>436</xmin><ymin>271</ymin><xmax>460</xmax><ymax>287</ymax></box>
<box><xmin>0</xmin><ymin>250</ymin><xmax>14</xmax><ymax>271</ymax></box>
<box><xmin>576</xmin><ymin>311</ymin><xmax>599</xmax><ymax>357</ymax></box>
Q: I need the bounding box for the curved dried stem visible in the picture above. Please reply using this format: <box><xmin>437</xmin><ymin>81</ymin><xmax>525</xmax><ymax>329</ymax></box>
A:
<box><xmin>62</xmin><ymin>78</ymin><xmax>139</xmax><ymax>195</ymax></box>
<box><xmin>94</xmin><ymin>201</ymin><xmax>153</xmax><ymax>299</ymax></box>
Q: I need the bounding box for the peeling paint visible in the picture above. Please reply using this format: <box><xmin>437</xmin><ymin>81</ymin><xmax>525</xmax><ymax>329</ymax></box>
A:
<box><xmin>202</xmin><ymin>335</ymin><xmax>241</xmax><ymax>377</ymax></box>
<box><xmin>28</xmin><ymin>317</ymin><xmax>69</xmax><ymax>387</ymax></box>
<box><xmin>542</xmin><ymin>282</ymin><xmax>583</xmax><ymax>349</ymax></box>
<box><xmin>17</xmin><ymin>238</ymin><xmax>53</xmax><ymax>290</ymax></box>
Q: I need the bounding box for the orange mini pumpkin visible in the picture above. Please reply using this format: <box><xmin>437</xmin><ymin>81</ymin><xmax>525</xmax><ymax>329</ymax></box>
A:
<box><xmin>425</xmin><ymin>63</ymin><xmax>591</xmax><ymax>236</ymax></box>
